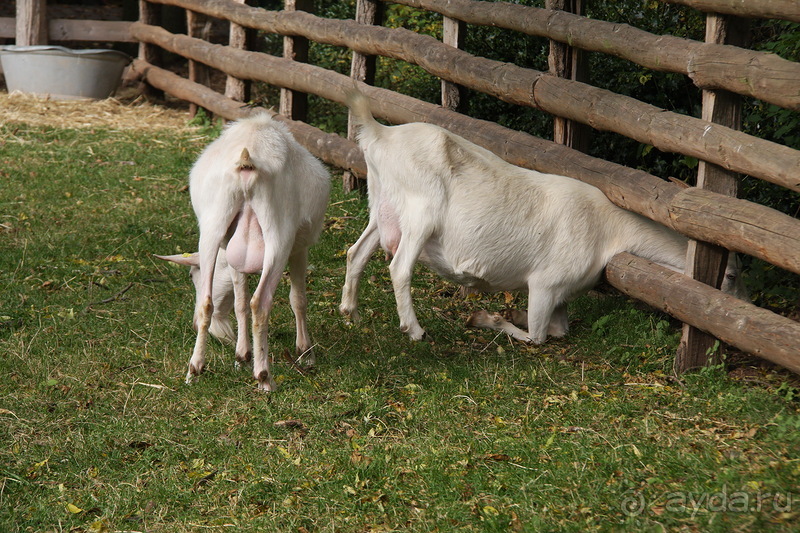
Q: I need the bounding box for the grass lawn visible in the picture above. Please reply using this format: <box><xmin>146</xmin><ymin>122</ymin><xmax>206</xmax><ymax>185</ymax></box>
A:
<box><xmin>1</xmin><ymin>104</ymin><xmax>799</xmax><ymax>532</ymax></box>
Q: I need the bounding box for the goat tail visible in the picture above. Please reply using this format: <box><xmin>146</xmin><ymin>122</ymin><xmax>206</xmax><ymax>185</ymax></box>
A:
<box><xmin>345</xmin><ymin>85</ymin><xmax>382</xmax><ymax>142</ymax></box>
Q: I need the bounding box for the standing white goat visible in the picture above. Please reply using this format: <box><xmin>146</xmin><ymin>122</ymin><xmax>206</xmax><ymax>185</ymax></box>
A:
<box><xmin>162</xmin><ymin>111</ymin><xmax>330</xmax><ymax>391</ymax></box>
<box><xmin>339</xmin><ymin>88</ymin><xmax>746</xmax><ymax>344</ymax></box>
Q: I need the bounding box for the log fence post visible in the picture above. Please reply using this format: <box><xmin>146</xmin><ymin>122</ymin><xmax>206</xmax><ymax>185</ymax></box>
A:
<box><xmin>676</xmin><ymin>13</ymin><xmax>750</xmax><ymax>372</ymax></box>
<box><xmin>187</xmin><ymin>8</ymin><xmax>211</xmax><ymax>117</ymax></box>
<box><xmin>225</xmin><ymin>0</ymin><xmax>255</xmax><ymax>104</ymax></box>
<box><xmin>343</xmin><ymin>0</ymin><xmax>384</xmax><ymax>192</ymax></box>
<box><xmin>280</xmin><ymin>0</ymin><xmax>313</xmax><ymax>121</ymax></box>
<box><xmin>139</xmin><ymin>0</ymin><xmax>164</xmax><ymax>98</ymax></box>
<box><xmin>441</xmin><ymin>15</ymin><xmax>466</xmax><ymax>112</ymax></box>
<box><xmin>16</xmin><ymin>0</ymin><xmax>48</xmax><ymax>46</ymax></box>
<box><xmin>545</xmin><ymin>0</ymin><xmax>590</xmax><ymax>152</ymax></box>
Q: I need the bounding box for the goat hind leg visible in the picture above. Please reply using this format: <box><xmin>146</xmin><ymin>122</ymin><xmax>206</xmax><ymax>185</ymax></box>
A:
<box><xmin>230</xmin><ymin>268</ymin><xmax>251</xmax><ymax>369</ymax></box>
<box><xmin>340</xmin><ymin>218</ymin><xmax>380</xmax><ymax>323</ymax></box>
<box><xmin>388</xmin><ymin>230</ymin><xmax>428</xmax><ymax>341</ymax></box>
<box><xmin>187</xmin><ymin>232</ymin><xmax>225</xmax><ymax>383</ymax></box>
<box><xmin>547</xmin><ymin>304</ymin><xmax>569</xmax><ymax>337</ymax></box>
<box><xmin>250</xmin><ymin>249</ymin><xmax>288</xmax><ymax>392</ymax></box>
<box><xmin>288</xmin><ymin>248</ymin><xmax>314</xmax><ymax>367</ymax></box>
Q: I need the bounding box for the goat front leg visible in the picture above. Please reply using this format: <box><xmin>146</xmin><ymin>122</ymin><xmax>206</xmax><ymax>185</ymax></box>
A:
<box><xmin>495</xmin><ymin>304</ymin><xmax>568</xmax><ymax>338</ymax></box>
<box><xmin>288</xmin><ymin>248</ymin><xmax>314</xmax><ymax>367</ymax></box>
<box><xmin>466</xmin><ymin>310</ymin><xmax>531</xmax><ymax>342</ymax></box>
<box><xmin>229</xmin><ymin>267</ymin><xmax>252</xmax><ymax>369</ymax></box>
<box><xmin>251</xmin><ymin>249</ymin><xmax>288</xmax><ymax>392</ymax></box>
<box><xmin>526</xmin><ymin>283</ymin><xmax>559</xmax><ymax>345</ymax></box>
<box><xmin>340</xmin><ymin>218</ymin><xmax>380</xmax><ymax>323</ymax></box>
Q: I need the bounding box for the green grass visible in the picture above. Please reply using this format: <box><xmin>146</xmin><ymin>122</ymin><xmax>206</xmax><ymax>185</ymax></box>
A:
<box><xmin>1</xmin><ymin>119</ymin><xmax>799</xmax><ymax>533</ymax></box>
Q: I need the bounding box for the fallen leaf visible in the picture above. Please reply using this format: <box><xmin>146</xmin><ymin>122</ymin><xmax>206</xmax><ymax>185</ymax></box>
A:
<box><xmin>274</xmin><ymin>419</ymin><xmax>307</xmax><ymax>431</ymax></box>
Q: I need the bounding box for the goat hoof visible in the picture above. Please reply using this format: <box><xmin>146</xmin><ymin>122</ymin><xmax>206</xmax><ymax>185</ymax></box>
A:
<box><xmin>339</xmin><ymin>304</ymin><xmax>360</xmax><ymax>323</ymax></box>
<box><xmin>185</xmin><ymin>362</ymin><xmax>204</xmax><ymax>384</ymax></box>
<box><xmin>296</xmin><ymin>348</ymin><xmax>316</xmax><ymax>369</ymax></box>
<box><xmin>401</xmin><ymin>325</ymin><xmax>427</xmax><ymax>342</ymax></box>
<box><xmin>256</xmin><ymin>370</ymin><xmax>277</xmax><ymax>392</ymax></box>
<box><xmin>234</xmin><ymin>351</ymin><xmax>252</xmax><ymax>370</ymax></box>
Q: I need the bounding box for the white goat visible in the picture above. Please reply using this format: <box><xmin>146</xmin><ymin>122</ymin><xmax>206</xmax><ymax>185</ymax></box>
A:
<box><xmin>163</xmin><ymin>111</ymin><xmax>330</xmax><ymax>391</ymax></box>
<box><xmin>339</xmin><ymin>88</ymin><xmax>746</xmax><ymax>344</ymax></box>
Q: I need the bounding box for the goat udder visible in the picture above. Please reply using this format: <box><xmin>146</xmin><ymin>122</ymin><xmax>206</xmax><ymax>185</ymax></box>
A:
<box><xmin>378</xmin><ymin>201</ymin><xmax>401</xmax><ymax>257</ymax></box>
<box><xmin>226</xmin><ymin>206</ymin><xmax>265</xmax><ymax>274</ymax></box>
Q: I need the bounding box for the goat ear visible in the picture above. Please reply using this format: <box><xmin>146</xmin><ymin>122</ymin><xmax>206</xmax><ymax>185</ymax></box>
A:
<box><xmin>154</xmin><ymin>253</ymin><xmax>200</xmax><ymax>267</ymax></box>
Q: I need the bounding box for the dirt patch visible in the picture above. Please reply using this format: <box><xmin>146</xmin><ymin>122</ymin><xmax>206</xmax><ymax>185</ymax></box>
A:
<box><xmin>0</xmin><ymin>89</ymin><xmax>198</xmax><ymax>132</ymax></box>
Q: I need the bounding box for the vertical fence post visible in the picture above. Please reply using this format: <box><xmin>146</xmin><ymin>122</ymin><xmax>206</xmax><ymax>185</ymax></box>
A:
<box><xmin>280</xmin><ymin>0</ymin><xmax>313</xmax><ymax>120</ymax></box>
<box><xmin>226</xmin><ymin>0</ymin><xmax>255</xmax><ymax>104</ymax></box>
<box><xmin>138</xmin><ymin>0</ymin><xmax>164</xmax><ymax>98</ymax></box>
<box><xmin>343</xmin><ymin>0</ymin><xmax>383</xmax><ymax>192</ymax></box>
<box><xmin>441</xmin><ymin>15</ymin><xmax>466</xmax><ymax>112</ymax></box>
<box><xmin>16</xmin><ymin>0</ymin><xmax>48</xmax><ymax>46</ymax></box>
<box><xmin>545</xmin><ymin>0</ymin><xmax>590</xmax><ymax>153</ymax></box>
<box><xmin>676</xmin><ymin>13</ymin><xmax>750</xmax><ymax>372</ymax></box>
<box><xmin>138</xmin><ymin>0</ymin><xmax>161</xmax><ymax>65</ymax></box>
<box><xmin>187</xmin><ymin>9</ymin><xmax>211</xmax><ymax>117</ymax></box>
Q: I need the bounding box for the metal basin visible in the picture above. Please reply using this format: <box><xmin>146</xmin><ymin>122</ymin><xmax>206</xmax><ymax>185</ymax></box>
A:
<box><xmin>0</xmin><ymin>45</ymin><xmax>131</xmax><ymax>100</ymax></box>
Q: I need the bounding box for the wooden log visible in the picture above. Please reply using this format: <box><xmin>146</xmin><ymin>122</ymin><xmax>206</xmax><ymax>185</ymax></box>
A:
<box><xmin>344</xmin><ymin>0</ymin><xmax>383</xmax><ymax>192</ymax></box>
<box><xmin>669</xmin><ymin>187</ymin><xmax>800</xmax><ymax>274</ymax></box>
<box><xmin>661</xmin><ymin>0</ymin><xmax>800</xmax><ymax>24</ymax></box>
<box><xmin>280</xmin><ymin>0</ymin><xmax>313</xmax><ymax>121</ymax></box>
<box><xmin>138</xmin><ymin>0</ymin><xmax>164</xmax><ymax>101</ymax></box>
<box><xmin>142</xmin><ymin>0</ymin><xmax>800</xmax><ymax>193</ymax></box>
<box><xmin>16</xmin><ymin>0</ymin><xmax>48</xmax><ymax>46</ymax></box>
<box><xmin>128</xmin><ymin>22</ymin><xmax>800</xmax><ymax>277</ymax></box>
<box><xmin>47</xmin><ymin>19</ymin><xmax>135</xmax><ymax>43</ymax></box>
<box><xmin>606</xmin><ymin>253</ymin><xmax>800</xmax><ymax>374</ymax></box>
<box><xmin>531</xmin><ymin>75</ymin><xmax>800</xmax><ymax>194</ymax></box>
<box><xmin>392</xmin><ymin>0</ymin><xmax>800</xmax><ymax>111</ymax></box>
<box><xmin>441</xmin><ymin>15</ymin><xmax>466</xmax><ymax>112</ymax></box>
<box><xmin>187</xmin><ymin>9</ymin><xmax>212</xmax><ymax>117</ymax></box>
<box><xmin>130</xmin><ymin>58</ymin><xmax>367</xmax><ymax>176</ymax></box>
<box><xmin>546</xmin><ymin>0</ymin><xmax>589</xmax><ymax>153</ymax></box>
<box><xmin>678</xmin><ymin>13</ymin><xmax>749</xmax><ymax>371</ymax></box>
<box><xmin>225</xmin><ymin>0</ymin><xmax>255</xmax><ymax>103</ymax></box>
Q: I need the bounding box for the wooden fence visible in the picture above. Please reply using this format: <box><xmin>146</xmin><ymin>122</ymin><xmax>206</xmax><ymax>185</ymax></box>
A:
<box><xmin>4</xmin><ymin>0</ymin><xmax>799</xmax><ymax>373</ymax></box>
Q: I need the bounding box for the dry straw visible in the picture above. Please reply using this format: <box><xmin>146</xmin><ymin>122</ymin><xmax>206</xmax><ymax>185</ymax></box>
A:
<box><xmin>0</xmin><ymin>90</ymin><xmax>198</xmax><ymax>132</ymax></box>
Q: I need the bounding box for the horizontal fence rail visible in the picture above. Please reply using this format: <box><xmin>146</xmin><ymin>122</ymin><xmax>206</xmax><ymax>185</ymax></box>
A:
<box><xmin>661</xmin><ymin>0</ymin><xmax>800</xmax><ymax>24</ymax></box>
<box><xmin>0</xmin><ymin>18</ymin><xmax>135</xmax><ymax>43</ymax></box>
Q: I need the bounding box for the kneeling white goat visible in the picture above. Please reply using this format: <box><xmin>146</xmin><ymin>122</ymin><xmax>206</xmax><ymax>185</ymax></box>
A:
<box><xmin>339</xmin><ymin>88</ymin><xmax>745</xmax><ymax>344</ymax></box>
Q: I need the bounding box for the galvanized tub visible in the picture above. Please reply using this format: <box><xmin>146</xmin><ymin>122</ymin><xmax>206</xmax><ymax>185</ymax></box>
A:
<box><xmin>0</xmin><ymin>45</ymin><xmax>131</xmax><ymax>100</ymax></box>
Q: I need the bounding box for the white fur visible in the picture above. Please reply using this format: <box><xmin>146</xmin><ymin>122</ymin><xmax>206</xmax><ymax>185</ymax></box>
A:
<box><xmin>340</xmin><ymin>88</ymin><xmax>746</xmax><ymax>344</ymax></box>
<box><xmin>164</xmin><ymin>112</ymin><xmax>330</xmax><ymax>390</ymax></box>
